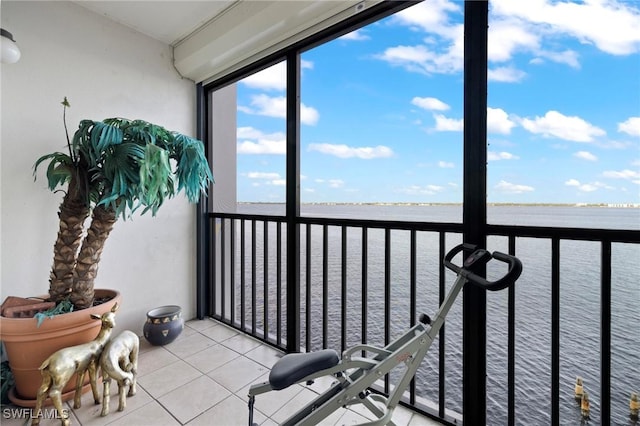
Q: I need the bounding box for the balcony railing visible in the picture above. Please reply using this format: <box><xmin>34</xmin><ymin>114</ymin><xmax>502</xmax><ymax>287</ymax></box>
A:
<box><xmin>204</xmin><ymin>211</ymin><xmax>639</xmax><ymax>426</ymax></box>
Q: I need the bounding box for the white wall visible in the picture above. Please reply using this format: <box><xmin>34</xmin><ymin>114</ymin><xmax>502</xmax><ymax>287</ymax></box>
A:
<box><xmin>1</xmin><ymin>1</ymin><xmax>200</xmax><ymax>334</ymax></box>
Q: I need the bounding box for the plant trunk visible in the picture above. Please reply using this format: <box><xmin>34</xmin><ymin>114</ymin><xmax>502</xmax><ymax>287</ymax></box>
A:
<box><xmin>48</xmin><ymin>192</ymin><xmax>90</xmax><ymax>304</ymax></box>
<box><xmin>70</xmin><ymin>205</ymin><xmax>117</xmax><ymax>309</ymax></box>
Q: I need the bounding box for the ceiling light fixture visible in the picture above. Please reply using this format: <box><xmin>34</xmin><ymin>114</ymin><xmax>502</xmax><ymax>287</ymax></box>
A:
<box><xmin>1</xmin><ymin>28</ymin><xmax>21</xmax><ymax>64</ymax></box>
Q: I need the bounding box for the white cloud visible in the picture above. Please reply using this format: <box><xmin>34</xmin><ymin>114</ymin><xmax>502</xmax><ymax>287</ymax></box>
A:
<box><xmin>237</xmin><ymin>127</ymin><xmax>286</xmax><ymax>154</ymax></box>
<box><xmin>488</xmin><ymin>66</ymin><xmax>527</xmax><ymax>83</ymax></box>
<box><xmin>242</xmin><ymin>65</ymin><xmax>286</xmax><ymax>91</ymax></box>
<box><xmin>565</xmin><ymin>178</ymin><xmax>616</xmax><ymax>192</ymax></box>
<box><xmin>239</xmin><ymin>94</ymin><xmax>319</xmax><ymax>125</ymax></box>
<box><xmin>488</xmin><ymin>151</ymin><xmax>519</xmax><ymax>161</ymax></box>
<box><xmin>383</xmin><ymin>0</ymin><xmax>640</xmax><ymax>82</ymax></box>
<box><xmin>245</xmin><ymin>171</ymin><xmax>285</xmax><ymax>186</ymax></box>
<box><xmin>618</xmin><ymin>116</ymin><xmax>640</xmax><ymax>137</ymax></box>
<box><xmin>594</xmin><ymin>139</ymin><xmax>633</xmax><ymax>150</ymax></box>
<box><xmin>488</xmin><ymin>107</ymin><xmax>516</xmax><ymax>134</ymax></box>
<box><xmin>603</xmin><ymin>169</ymin><xmax>640</xmax><ymax>184</ymax></box>
<box><xmin>308</xmin><ymin>143</ymin><xmax>394</xmax><ymax>159</ymax></box>
<box><xmin>300</xmin><ymin>104</ymin><xmax>320</xmax><ymax>126</ymax></box>
<box><xmin>434</xmin><ymin>114</ymin><xmax>463</xmax><ymax>131</ymax></box>
<box><xmin>490</xmin><ymin>0</ymin><xmax>640</xmax><ymax>56</ymax></box>
<box><xmin>398</xmin><ymin>184</ymin><xmax>445</xmax><ymax>195</ymax></box>
<box><xmin>432</xmin><ymin>107</ymin><xmax>515</xmax><ymax>134</ymax></box>
<box><xmin>384</xmin><ymin>1</ymin><xmax>587</xmax><ymax>77</ymax></box>
<box><xmin>376</xmin><ymin>43</ymin><xmax>463</xmax><ymax>75</ymax></box>
<box><xmin>380</xmin><ymin>2</ymin><xmax>465</xmax><ymax>74</ymax></box>
<box><xmin>573</xmin><ymin>151</ymin><xmax>598</xmax><ymax>161</ymax></box>
<box><xmin>313</xmin><ymin>178</ymin><xmax>346</xmax><ymax>189</ymax></box>
<box><xmin>241</xmin><ymin>60</ymin><xmax>314</xmax><ymax>91</ymax></box>
<box><xmin>520</xmin><ymin>110</ymin><xmax>606</xmax><ymax>142</ymax></box>
<box><xmin>487</xmin><ymin>17</ymin><xmax>583</xmax><ymax>68</ymax></box>
<box><xmin>237</xmin><ymin>140</ymin><xmax>284</xmax><ymax>154</ymax></box>
<box><xmin>577</xmin><ymin>183</ymin><xmax>598</xmax><ymax>192</ymax></box>
<box><xmin>438</xmin><ymin>161</ymin><xmax>455</xmax><ymax>168</ymax></box>
<box><xmin>487</xmin><ymin>18</ymin><xmax>540</xmax><ymax>62</ymax></box>
<box><xmin>536</xmin><ymin>49</ymin><xmax>580</xmax><ymax>69</ymax></box>
<box><xmin>494</xmin><ymin>180</ymin><xmax>534</xmax><ymax>194</ymax></box>
<box><xmin>412</xmin><ymin>97</ymin><xmax>450</xmax><ymax>111</ymax></box>
<box><xmin>247</xmin><ymin>172</ymin><xmax>281</xmax><ymax>179</ymax></box>
<box><xmin>237</xmin><ymin>126</ymin><xmax>265</xmax><ymax>140</ymax></box>
<box><xmin>339</xmin><ymin>29</ymin><xmax>369</xmax><ymax>41</ymax></box>
<box><xmin>394</xmin><ymin>0</ymin><xmax>461</xmax><ymax>38</ymax></box>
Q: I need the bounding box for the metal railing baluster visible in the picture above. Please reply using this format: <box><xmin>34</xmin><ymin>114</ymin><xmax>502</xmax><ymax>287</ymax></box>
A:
<box><xmin>341</xmin><ymin>226</ymin><xmax>348</xmax><ymax>353</ymax></box>
<box><xmin>305</xmin><ymin>223</ymin><xmax>311</xmax><ymax>351</ymax></box>
<box><xmin>322</xmin><ymin>224</ymin><xmax>328</xmax><ymax>349</ymax></box>
<box><xmin>438</xmin><ymin>231</ymin><xmax>446</xmax><ymax>419</ymax></box>
<box><xmin>276</xmin><ymin>221</ymin><xmax>282</xmax><ymax>346</ymax></box>
<box><xmin>251</xmin><ymin>220</ymin><xmax>257</xmax><ymax>335</ymax></box>
<box><xmin>507</xmin><ymin>235</ymin><xmax>516</xmax><ymax>426</ymax></box>
<box><xmin>384</xmin><ymin>228</ymin><xmax>391</xmax><ymax>394</ymax></box>
<box><xmin>601</xmin><ymin>240</ymin><xmax>612</xmax><ymax>426</ymax></box>
<box><xmin>551</xmin><ymin>238</ymin><xmax>560</xmax><ymax>426</ymax></box>
<box><xmin>240</xmin><ymin>219</ymin><xmax>246</xmax><ymax>331</ymax></box>
<box><xmin>264</xmin><ymin>221</ymin><xmax>269</xmax><ymax>341</ymax></box>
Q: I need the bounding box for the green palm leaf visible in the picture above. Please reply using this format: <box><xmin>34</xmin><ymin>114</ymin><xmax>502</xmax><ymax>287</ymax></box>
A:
<box><xmin>98</xmin><ymin>142</ymin><xmax>145</xmax><ymax>216</ymax></box>
<box><xmin>173</xmin><ymin>134</ymin><xmax>214</xmax><ymax>202</ymax></box>
<box><xmin>92</xmin><ymin>121</ymin><xmax>124</xmax><ymax>151</ymax></box>
<box><xmin>138</xmin><ymin>144</ymin><xmax>174</xmax><ymax>215</ymax></box>
<box><xmin>34</xmin><ymin>152</ymin><xmax>74</xmax><ymax>191</ymax></box>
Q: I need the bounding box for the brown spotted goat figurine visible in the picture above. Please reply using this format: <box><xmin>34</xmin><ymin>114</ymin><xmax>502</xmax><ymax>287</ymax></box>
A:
<box><xmin>32</xmin><ymin>303</ymin><xmax>119</xmax><ymax>426</ymax></box>
<box><xmin>99</xmin><ymin>330</ymin><xmax>139</xmax><ymax>416</ymax></box>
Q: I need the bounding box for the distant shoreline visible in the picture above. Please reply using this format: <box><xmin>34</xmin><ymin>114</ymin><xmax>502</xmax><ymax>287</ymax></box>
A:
<box><xmin>238</xmin><ymin>202</ymin><xmax>640</xmax><ymax>208</ymax></box>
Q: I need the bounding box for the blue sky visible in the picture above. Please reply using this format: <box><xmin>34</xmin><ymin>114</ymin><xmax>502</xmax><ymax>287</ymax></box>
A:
<box><xmin>234</xmin><ymin>0</ymin><xmax>640</xmax><ymax>204</ymax></box>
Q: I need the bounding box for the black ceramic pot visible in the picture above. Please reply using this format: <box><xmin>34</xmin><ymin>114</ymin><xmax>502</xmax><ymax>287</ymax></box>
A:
<box><xmin>143</xmin><ymin>305</ymin><xmax>184</xmax><ymax>346</ymax></box>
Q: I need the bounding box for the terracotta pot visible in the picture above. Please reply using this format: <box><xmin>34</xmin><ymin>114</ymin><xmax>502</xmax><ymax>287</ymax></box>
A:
<box><xmin>0</xmin><ymin>289</ymin><xmax>121</xmax><ymax>407</ymax></box>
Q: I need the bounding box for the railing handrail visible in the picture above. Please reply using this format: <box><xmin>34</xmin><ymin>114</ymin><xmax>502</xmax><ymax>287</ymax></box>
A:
<box><xmin>209</xmin><ymin>212</ymin><xmax>639</xmax><ymax>243</ymax></box>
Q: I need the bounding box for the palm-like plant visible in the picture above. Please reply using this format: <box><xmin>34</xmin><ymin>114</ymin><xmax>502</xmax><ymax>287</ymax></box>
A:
<box><xmin>35</xmin><ymin>98</ymin><xmax>213</xmax><ymax>310</ymax></box>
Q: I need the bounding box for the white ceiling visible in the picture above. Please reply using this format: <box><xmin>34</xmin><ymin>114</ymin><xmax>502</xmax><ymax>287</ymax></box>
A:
<box><xmin>75</xmin><ymin>1</ymin><xmax>237</xmax><ymax>46</ymax></box>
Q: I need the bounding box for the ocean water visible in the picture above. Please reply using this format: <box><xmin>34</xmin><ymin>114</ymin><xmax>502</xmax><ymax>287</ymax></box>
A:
<box><xmin>228</xmin><ymin>204</ymin><xmax>639</xmax><ymax>425</ymax></box>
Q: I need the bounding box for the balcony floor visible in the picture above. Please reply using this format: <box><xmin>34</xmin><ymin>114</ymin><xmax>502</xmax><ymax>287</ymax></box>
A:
<box><xmin>3</xmin><ymin>319</ymin><xmax>442</xmax><ymax>426</ymax></box>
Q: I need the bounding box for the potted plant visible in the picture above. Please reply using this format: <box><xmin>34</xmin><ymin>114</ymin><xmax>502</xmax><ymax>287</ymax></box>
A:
<box><xmin>0</xmin><ymin>98</ymin><xmax>213</xmax><ymax>405</ymax></box>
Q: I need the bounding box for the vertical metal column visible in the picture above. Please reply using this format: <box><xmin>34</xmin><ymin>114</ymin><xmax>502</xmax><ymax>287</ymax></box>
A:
<box><xmin>196</xmin><ymin>82</ymin><xmax>210</xmax><ymax>320</ymax></box>
<box><xmin>286</xmin><ymin>52</ymin><xmax>301</xmax><ymax>353</ymax></box>
<box><xmin>462</xmin><ymin>1</ymin><xmax>489</xmax><ymax>424</ymax></box>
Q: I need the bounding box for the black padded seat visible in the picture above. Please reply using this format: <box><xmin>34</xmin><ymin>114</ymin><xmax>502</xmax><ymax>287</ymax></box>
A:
<box><xmin>269</xmin><ymin>349</ymin><xmax>340</xmax><ymax>390</ymax></box>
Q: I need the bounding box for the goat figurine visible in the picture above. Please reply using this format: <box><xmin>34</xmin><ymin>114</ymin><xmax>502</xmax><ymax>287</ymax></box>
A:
<box><xmin>99</xmin><ymin>330</ymin><xmax>139</xmax><ymax>416</ymax></box>
<box><xmin>32</xmin><ymin>303</ymin><xmax>119</xmax><ymax>426</ymax></box>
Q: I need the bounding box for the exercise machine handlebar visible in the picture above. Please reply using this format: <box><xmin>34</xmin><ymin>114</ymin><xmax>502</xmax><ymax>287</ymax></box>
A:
<box><xmin>443</xmin><ymin>243</ymin><xmax>522</xmax><ymax>291</ymax></box>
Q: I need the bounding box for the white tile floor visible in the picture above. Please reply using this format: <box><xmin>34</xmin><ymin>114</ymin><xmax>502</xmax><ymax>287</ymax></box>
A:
<box><xmin>2</xmin><ymin>319</ymin><xmax>442</xmax><ymax>426</ymax></box>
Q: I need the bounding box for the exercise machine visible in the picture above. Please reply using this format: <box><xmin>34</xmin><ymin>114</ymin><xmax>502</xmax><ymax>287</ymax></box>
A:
<box><xmin>247</xmin><ymin>243</ymin><xmax>522</xmax><ymax>425</ymax></box>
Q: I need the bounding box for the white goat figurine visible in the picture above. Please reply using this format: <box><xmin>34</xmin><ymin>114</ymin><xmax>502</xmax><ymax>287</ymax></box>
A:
<box><xmin>32</xmin><ymin>303</ymin><xmax>119</xmax><ymax>426</ymax></box>
<box><xmin>99</xmin><ymin>330</ymin><xmax>139</xmax><ymax>416</ymax></box>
